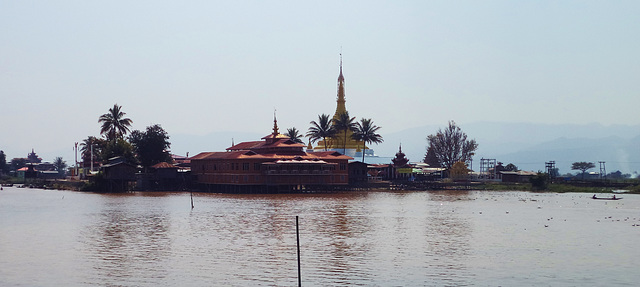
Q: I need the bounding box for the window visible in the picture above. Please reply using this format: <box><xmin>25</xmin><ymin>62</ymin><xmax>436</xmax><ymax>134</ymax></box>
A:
<box><xmin>243</xmin><ymin>163</ymin><xmax>250</xmax><ymax>170</ymax></box>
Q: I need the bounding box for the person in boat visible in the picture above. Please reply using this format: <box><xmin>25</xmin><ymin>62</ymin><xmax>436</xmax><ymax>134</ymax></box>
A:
<box><xmin>613</xmin><ymin>195</ymin><xmax>616</xmax><ymax>199</ymax></box>
<box><xmin>592</xmin><ymin>194</ymin><xmax>597</xmax><ymax>199</ymax></box>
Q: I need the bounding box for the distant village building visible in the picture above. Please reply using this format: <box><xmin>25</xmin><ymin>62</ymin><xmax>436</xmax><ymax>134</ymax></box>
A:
<box><xmin>499</xmin><ymin>171</ymin><xmax>537</xmax><ymax>183</ymax></box>
<box><xmin>348</xmin><ymin>161</ymin><xmax>368</xmax><ymax>185</ymax></box>
<box><xmin>190</xmin><ymin>117</ymin><xmax>352</xmax><ymax>193</ymax></box>
<box><xmin>101</xmin><ymin>156</ymin><xmax>137</xmax><ymax>192</ymax></box>
<box><xmin>391</xmin><ymin>144</ymin><xmax>412</xmax><ymax>180</ymax></box>
<box><xmin>27</xmin><ymin>149</ymin><xmax>42</xmax><ymax>164</ymax></box>
<box><xmin>136</xmin><ymin>161</ymin><xmax>189</xmax><ymax>191</ymax></box>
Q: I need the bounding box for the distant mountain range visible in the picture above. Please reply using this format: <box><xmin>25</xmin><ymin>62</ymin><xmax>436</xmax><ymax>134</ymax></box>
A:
<box><xmin>375</xmin><ymin>122</ymin><xmax>640</xmax><ymax>175</ymax></box>
<box><xmin>170</xmin><ymin>122</ymin><xmax>640</xmax><ymax>175</ymax></box>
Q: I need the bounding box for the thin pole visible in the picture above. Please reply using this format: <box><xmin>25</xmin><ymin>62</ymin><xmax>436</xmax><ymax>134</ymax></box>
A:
<box><xmin>296</xmin><ymin>216</ymin><xmax>301</xmax><ymax>287</ymax></box>
<box><xmin>190</xmin><ymin>192</ymin><xmax>194</xmax><ymax>209</ymax></box>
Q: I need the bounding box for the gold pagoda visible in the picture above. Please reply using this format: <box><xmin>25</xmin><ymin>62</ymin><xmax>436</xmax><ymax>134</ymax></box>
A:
<box><xmin>312</xmin><ymin>57</ymin><xmax>367</xmax><ymax>158</ymax></box>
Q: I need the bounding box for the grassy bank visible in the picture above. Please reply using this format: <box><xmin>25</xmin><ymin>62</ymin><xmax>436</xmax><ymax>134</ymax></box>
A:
<box><xmin>477</xmin><ymin>181</ymin><xmax>640</xmax><ymax>194</ymax></box>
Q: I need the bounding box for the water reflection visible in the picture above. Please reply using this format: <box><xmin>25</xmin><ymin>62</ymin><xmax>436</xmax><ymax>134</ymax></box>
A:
<box><xmin>308</xmin><ymin>200</ymin><xmax>375</xmax><ymax>286</ymax></box>
<box><xmin>2</xmin><ymin>188</ymin><xmax>639</xmax><ymax>286</ymax></box>
<box><xmin>424</xmin><ymin>194</ymin><xmax>473</xmax><ymax>285</ymax></box>
<box><xmin>81</xmin><ymin>197</ymin><xmax>172</xmax><ymax>285</ymax></box>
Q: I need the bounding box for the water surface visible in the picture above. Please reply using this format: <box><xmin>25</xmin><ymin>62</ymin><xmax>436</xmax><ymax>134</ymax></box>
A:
<box><xmin>1</xmin><ymin>187</ymin><xmax>639</xmax><ymax>286</ymax></box>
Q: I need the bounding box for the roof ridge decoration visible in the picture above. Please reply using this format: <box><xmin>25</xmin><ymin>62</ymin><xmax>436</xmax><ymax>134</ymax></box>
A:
<box><xmin>272</xmin><ymin>108</ymin><xmax>279</xmax><ymax>137</ymax></box>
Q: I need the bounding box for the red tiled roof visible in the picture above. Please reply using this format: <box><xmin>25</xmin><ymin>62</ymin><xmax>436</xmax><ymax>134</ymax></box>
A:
<box><xmin>152</xmin><ymin>162</ymin><xmax>178</xmax><ymax>169</ymax></box>
<box><xmin>261</xmin><ymin>133</ymin><xmax>290</xmax><ymax>140</ymax></box>
<box><xmin>227</xmin><ymin>139</ymin><xmax>305</xmax><ymax>151</ymax></box>
<box><xmin>190</xmin><ymin>132</ymin><xmax>352</xmax><ymax>162</ymax></box>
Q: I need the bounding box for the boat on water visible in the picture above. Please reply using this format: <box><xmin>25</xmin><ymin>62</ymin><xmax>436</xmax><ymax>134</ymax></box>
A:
<box><xmin>592</xmin><ymin>195</ymin><xmax>622</xmax><ymax>200</ymax></box>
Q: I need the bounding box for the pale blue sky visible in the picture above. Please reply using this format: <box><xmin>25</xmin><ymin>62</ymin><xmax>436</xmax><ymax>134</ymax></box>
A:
<box><xmin>2</xmin><ymin>1</ymin><xmax>639</xmax><ymax>163</ymax></box>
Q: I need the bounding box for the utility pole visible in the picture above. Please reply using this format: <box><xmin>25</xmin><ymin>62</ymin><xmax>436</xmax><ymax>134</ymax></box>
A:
<box><xmin>74</xmin><ymin>142</ymin><xmax>78</xmax><ymax>178</ymax></box>
<box><xmin>545</xmin><ymin>161</ymin><xmax>556</xmax><ymax>182</ymax></box>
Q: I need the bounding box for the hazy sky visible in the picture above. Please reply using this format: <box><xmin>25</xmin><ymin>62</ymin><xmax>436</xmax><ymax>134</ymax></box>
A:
<box><xmin>2</xmin><ymin>1</ymin><xmax>639</xmax><ymax>163</ymax></box>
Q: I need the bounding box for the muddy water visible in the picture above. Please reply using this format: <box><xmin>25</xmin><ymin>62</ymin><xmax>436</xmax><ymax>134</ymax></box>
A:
<box><xmin>1</xmin><ymin>187</ymin><xmax>639</xmax><ymax>286</ymax></box>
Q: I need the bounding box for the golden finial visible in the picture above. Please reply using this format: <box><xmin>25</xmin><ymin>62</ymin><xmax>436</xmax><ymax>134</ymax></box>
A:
<box><xmin>272</xmin><ymin>108</ymin><xmax>279</xmax><ymax>136</ymax></box>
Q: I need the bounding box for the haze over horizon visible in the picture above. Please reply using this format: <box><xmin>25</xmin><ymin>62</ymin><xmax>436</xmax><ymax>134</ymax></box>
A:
<box><xmin>2</xmin><ymin>1</ymin><xmax>639</xmax><ymax>171</ymax></box>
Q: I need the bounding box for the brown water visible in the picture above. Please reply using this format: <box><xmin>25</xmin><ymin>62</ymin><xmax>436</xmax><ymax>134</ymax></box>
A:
<box><xmin>1</xmin><ymin>187</ymin><xmax>639</xmax><ymax>286</ymax></box>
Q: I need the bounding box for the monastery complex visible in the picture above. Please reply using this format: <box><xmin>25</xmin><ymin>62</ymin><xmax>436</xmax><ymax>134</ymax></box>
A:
<box><xmin>190</xmin><ymin>59</ymin><xmax>369</xmax><ymax>192</ymax></box>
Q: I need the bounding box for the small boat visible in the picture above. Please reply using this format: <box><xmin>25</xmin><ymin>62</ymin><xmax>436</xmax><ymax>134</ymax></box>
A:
<box><xmin>592</xmin><ymin>195</ymin><xmax>622</xmax><ymax>200</ymax></box>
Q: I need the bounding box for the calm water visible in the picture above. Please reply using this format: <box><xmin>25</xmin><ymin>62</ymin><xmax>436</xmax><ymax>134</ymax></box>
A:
<box><xmin>1</xmin><ymin>187</ymin><xmax>639</xmax><ymax>286</ymax></box>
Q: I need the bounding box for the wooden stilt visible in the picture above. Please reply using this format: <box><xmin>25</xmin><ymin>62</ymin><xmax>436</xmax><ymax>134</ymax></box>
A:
<box><xmin>296</xmin><ymin>216</ymin><xmax>301</xmax><ymax>287</ymax></box>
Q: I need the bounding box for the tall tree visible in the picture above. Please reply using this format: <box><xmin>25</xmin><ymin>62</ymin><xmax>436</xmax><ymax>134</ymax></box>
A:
<box><xmin>307</xmin><ymin>114</ymin><xmax>336</xmax><ymax>151</ymax></box>
<box><xmin>423</xmin><ymin>146</ymin><xmax>441</xmax><ymax>168</ymax></box>
<box><xmin>352</xmin><ymin>118</ymin><xmax>383</xmax><ymax>163</ymax></box>
<box><xmin>129</xmin><ymin>124</ymin><xmax>172</xmax><ymax>170</ymax></box>
<box><xmin>0</xmin><ymin>150</ymin><xmax>6</xmax><ymax>174</ymax></box>
<box><xmin>426</xmin><ymin>120</ymin><xmax>478</xmax><ymax>170</ymax></box>
<box><xmin>101</xmin><ymin>138</ymin><xmax>135</xmax><ymax>163</ymax></box>
<box><xmin>53</xmin><ymin>157</ymin><xmax>67</xmax><ymax>176</ymax></box>
<box><xmin>284</xmin><ymin>127</ymin><xmax>304</xmax><ymax>144</ymax></box>
<box><xmin>99</xmin><ymin>104</ymin><xmax>133</xmax><ymax>141</ymax></box>
<box><xmin>80</xmin><ymin>136</ymin><xmax>105</xmax><ymax>167</ymax></box>
<box><xmin>450</xmin><ymin>161</ymin><xmax>470</xmax><ymax>180</ymax></box>
<box><xmin>571</xmin><ymin>161</ymin><xmax>595</xmax><ymax>179</ymax></box>
<box><xmin>333</xmin><ymin>111</ymin><xmax>357</xmax><ymax>154</ymax></box>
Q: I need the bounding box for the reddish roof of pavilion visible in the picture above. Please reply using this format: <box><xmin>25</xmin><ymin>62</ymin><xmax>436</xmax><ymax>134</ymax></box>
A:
<box><xmin>152</xmin><ymin>162</ymin><xmax>179</xmax><ymax>169</ymax></box>
<box><xmin>189</xmin><ymin>115</ymin><xmax>351</xmax><ymax>162</ymax></box>
<box><xmin>190</xmin><ymin>149</ymin><xmax>351</xmax><ymax>161</ymax></box>
<box><xmin>227</xmin><ymin>138</ymin><xmax>305</xmax><ymax>151</ymax></box>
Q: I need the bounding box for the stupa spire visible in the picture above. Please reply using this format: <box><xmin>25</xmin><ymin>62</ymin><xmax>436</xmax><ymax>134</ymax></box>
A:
<box><xmin>334</xmin><ymin>53</ymin><xmax>347</xmax><ymax>119</ymax></box>
<box><xmin>272</xmin><ymin>109</ymin><xmax>279</xmax><ymax>136</ymax></box>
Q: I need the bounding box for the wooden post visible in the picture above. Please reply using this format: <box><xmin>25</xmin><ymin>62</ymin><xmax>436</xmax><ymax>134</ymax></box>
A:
<box><xmin>190</xmin><ymin>192</ymin><xmax>194</xmax><ymax>209</ymax></box>
<box><xmin>296</xmin><ymin>216</ymin><xmax>301</xmax><ymax>287</ymax></box>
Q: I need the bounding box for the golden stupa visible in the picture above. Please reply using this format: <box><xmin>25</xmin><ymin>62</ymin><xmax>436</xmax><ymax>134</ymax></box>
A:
<box><xmin>313</xmin><ymin>57</ymin><xmax>365</xmax><ymax>156</ymax></box>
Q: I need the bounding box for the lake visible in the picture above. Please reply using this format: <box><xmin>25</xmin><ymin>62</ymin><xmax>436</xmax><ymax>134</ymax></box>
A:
<box><xmin>1</xmin><ymin>187</ymin><xmax>639</xmax><ymax>286</ymax></box>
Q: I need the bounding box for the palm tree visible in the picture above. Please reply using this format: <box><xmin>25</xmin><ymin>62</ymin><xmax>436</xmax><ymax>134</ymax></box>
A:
<box><xmin>307</xmin><ymin>114</ymin><xmax>336</xmax><ymax>151</ymax></box>
<box><xmin>80</xmin><ymin>136</ymin><xmax>104</xmax><ymax>169</ymax></box>
<box><xmin>99</xmin><ymin>104</ymin><xmax>133</xmax><ymax>141</ymax></box>
<box><xmin>353</xmin><ymin>118</ymin><xmax>383</xmax><ymax>163</ymax></box>
<box><xmin>284</xmin><ymin>127</ymin><xmax>304</xmax><ymax>144</ymax></box>
<box><xmin>53</xmin><ymin>157</ymin><xmax>67</xmax><ymax>175</ymax></box>
<box><xmin>332</xmin><ymin>111</ymin><xmax>357</xmax><ymax>154</ymax></box>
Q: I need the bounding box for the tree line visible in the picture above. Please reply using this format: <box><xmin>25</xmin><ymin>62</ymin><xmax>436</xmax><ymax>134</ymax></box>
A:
<box><xmin>286</xmin><ymin>111</ymin><xmax>383</xmax><ymax>163</ymax></box>
<box><xmin>80</xmin><ymin>104</ymin><xmax>172</xmax><ymax>172</ymax></box>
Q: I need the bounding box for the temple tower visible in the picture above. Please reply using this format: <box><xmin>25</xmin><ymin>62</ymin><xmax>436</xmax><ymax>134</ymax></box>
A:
<box><xmin>333</xmin><ymin>56</ymin><xmax>347</xmax><ymax>121</ymax></box>
<box><xmin>313</xmin><ymin>56</ymin><xmax>368</xmax><ymax>158</ymax></box>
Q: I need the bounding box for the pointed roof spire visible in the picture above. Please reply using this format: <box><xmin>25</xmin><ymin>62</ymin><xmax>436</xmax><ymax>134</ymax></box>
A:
<box><xmin>338</xmin><ymin>52</ymin><xmax>344</xmax><ymax>82</ymax></box>
<box><xmin>334</xmin><ymin>53</ymin><xmax>347</xmax><ymax>119</ymax></box>
<box><xmin>272</xmin><ymin>108</ymin><xmax>279</xmax><ymax>136</ymax></box>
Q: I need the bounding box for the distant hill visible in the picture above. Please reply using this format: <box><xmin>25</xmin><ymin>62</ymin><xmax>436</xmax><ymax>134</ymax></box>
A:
<box><xmin>170</xmin><ymin>122</ymin><xmax>640</xmax><ymax>175</ymax></box>
<box><xmin>376</xmin><ymin>122</ymin><xmax>640</xmax><ymax>175</ymax></box>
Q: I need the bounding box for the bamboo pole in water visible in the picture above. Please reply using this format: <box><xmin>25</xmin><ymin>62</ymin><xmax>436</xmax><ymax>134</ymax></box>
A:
<box><xmin>190</xmin><ymin>192</ymin><xmax>194</xmax><ymax>209</ymax></box>
<box><xmin>296</xmin><ymin>216</ymin><xmax>301</xmax><ymax>287</ymax></box>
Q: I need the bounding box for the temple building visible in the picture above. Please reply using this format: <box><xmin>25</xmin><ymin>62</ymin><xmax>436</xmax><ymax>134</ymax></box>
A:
<box><xmin>190</xmin><ymin>116</ymin><xmax>352</xmax><ymax>193</ymax></box>
<box><xmin>311</xmin><ymin>58</ymin><xmax>375</xmax><ymax>160</ymax></box>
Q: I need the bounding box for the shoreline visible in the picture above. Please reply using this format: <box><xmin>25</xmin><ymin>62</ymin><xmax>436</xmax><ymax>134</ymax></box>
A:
<box><xmin>3</xmin><ymin>178</ymin><xmax>639</xmax><ymax>194</ymax></box>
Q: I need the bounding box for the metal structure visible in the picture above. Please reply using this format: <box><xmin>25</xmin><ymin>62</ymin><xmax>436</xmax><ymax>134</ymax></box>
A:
<box><xmin>479</xmin><ymin>158</ymin><xmax>497</xmax><ymax>180</ymax></box>
<box><xmin>545</xmin><ymin>161</ymin><xmax>556</xmax><ymax>182</ymax></box>
<box><xmin>599</xmin><ymin>161</ymin><xmax>606</xmax><ymax>181</ymax></box>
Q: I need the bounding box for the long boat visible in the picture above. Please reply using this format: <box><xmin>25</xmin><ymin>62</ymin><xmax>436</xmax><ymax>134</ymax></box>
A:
<box><xmin>592</xmin><ymin>195</ymin><xmax>622</xmax><ymax>200</ymax></box>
